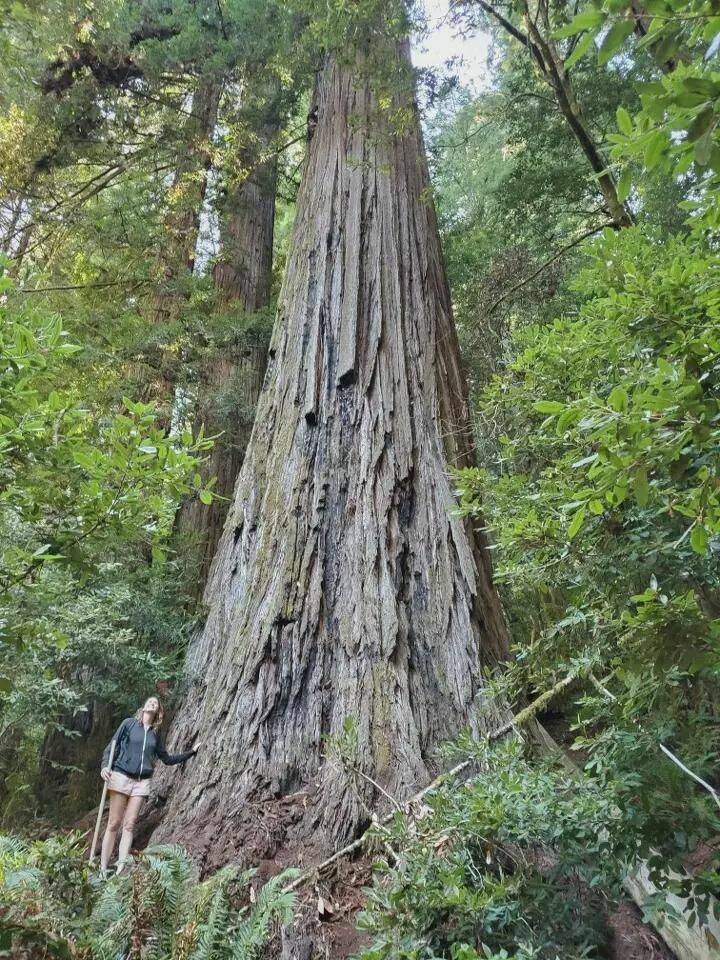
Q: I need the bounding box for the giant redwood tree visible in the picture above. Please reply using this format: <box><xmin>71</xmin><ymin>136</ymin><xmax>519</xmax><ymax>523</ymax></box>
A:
<box><xmin>153</xmin><ymin>31</ymin><xmax>508</xmax><ymax>862</ymax></box>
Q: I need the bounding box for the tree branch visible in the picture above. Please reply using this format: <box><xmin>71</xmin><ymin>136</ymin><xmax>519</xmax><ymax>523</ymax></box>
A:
<box><xmin>478</xmin><ymin>221</ymin><xmax>612</xmax><ymax>324</ymax></box>
<box><xmin>17</xmin><ymin>278</ymin><xmax>149</xmax><ymax>294</ymax></box>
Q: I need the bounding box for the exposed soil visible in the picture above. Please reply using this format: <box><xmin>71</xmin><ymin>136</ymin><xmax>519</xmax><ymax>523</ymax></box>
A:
<box><xmin>135</xmin><ymin>785</ymin><xmax>350</xmax><ymax>875</ymax></box>
<box><xmin>606</xmin><ymin>900</ymin><xmax>675</xmax><ymax>960</ymax></box>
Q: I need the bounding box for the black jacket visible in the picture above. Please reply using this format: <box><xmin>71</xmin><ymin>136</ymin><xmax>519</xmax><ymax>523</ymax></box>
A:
<box><xmin>101</xmin><ymin>717</ymin><xmax>195</xmax><ymax>780</ymax></box>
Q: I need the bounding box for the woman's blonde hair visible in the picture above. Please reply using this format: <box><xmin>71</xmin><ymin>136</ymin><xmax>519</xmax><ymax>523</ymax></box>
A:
<box><xmin>135</xmin><ymin>697</ymin><xmax>164</xmax><ymax>731</ymax></box>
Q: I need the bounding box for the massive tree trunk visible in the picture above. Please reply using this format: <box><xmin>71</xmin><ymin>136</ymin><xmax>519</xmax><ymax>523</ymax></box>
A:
<box><xmin>152</xmin><ymin>43</ymin><xmax>508</xmax><ymax>863</ymax></box>
<box><xmin>175</xmin><ymin>137</ymin><xmax>276</xmax><ymax>595</ymax></box>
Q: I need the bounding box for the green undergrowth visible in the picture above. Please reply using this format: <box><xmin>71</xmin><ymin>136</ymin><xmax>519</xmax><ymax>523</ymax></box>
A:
<box><xmin>0</xmin><ymin>835</ymin><xmax>297</xmax><ymax>959</ymax></box>
<box><xmin>356</xmin><ymin>738</ymin><xmax>720</xmax><ymax>960</ymax></box>
<box><xmin>2</xmin><ymin>736</ymin><xmax>719</xmax><ymax>960</ymax></box>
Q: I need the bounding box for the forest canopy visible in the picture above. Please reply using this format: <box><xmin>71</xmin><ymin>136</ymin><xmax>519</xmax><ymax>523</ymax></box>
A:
<box><xmin>0</xmin><ymin>1</ymin><xmax>719</xmax><ymax>959</ymax></box>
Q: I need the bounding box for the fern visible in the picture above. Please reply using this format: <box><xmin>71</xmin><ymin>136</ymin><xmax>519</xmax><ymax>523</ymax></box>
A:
<box><xmin>133</xmin><ymin>848</ymin><xmax>193</xmax><ymax>960</ymax></box>
<box><xmin>0</xmin><ymin>834</ymin><xmax>37</xmax><ymax>888</ymax></box>
<box><xmin>0</xmin><ymin>835</ymin><xmax>299</xmax><ymax>960</ymax></box>
<box><xmin>228</xmin><ymin>870</ymin><xmax>299</xmax><ymax>960</ymax></box>
<box><xmin>188</xmin><ymin>866</ymin><xmax>252</xmax><ymax>960</ymax></box>
<box><xmin>88</xmin><ymin>874</ymin><xmax>135</xmax><ymax>960</ymax></box>
<box><xmin>0</xmin><ymin>833</ymin><xmax>28</xmax><ymax>860</ymax></box>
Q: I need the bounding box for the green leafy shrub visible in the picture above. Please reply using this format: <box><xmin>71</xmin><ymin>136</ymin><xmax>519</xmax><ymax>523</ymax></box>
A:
<box><xmin>357</xmin><ymin>740</ymin><xmax>641</xmax><ymax>960</ymax></box>
<box><xmin>553</xmin><ymin>0</ymin><xmax>720</xmax><ymax>226</ymax></box>
<box><xmin>454</xmin><ymin>222</ymin><xmax>720</xmax><ymax>907</ymax></box>
<box><xmin>0</xmin><ymin>269</ymin><xmax>214</xmax><ymax>821</ymax></box>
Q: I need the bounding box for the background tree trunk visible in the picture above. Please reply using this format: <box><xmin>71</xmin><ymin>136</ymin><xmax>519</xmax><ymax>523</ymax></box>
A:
<box><xmin>149</xmin><ymin>75</ymin><xmax>221</xmax><ymax>324</ymax></box>
<box><xmin>175</xmin><ymin>138</ymin><xmax>277</xmax><ymax>596</ymax></box>
<box><xmin>136</xmin><ymin>75</ymin><xmax>221</xmax><ymax>420</ymax></box>
<box><xmin>35</xmin><ymin>80</ymin><xmax>222</xmax><ymax>810</ymax></box>
<box><xmin>35</xmin><ymin>702</ymin><xmax>116</xmax><ymax>820</ymax></box>
<box><xmin>152</xmin><ymin>44</ymin><xmax>508</xmax><ymax>864</ymax></box>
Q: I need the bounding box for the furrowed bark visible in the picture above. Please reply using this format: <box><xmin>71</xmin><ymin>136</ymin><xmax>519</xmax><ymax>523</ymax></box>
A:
<box><xmin>152</xmin><ymin>42</ymin><xmax>508</xmax><ymax>860</ymax></box>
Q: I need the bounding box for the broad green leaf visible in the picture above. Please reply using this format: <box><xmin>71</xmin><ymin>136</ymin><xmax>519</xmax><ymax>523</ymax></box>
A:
<box><xmin>566</xmin><ymin>30</ymin><xmax>596</xmax><ymax>69</ymax></box>
<box><xmin>682</xmin><ymin>77</ymin><xmax>719</xmax><ymax>97</ymax></box>
<box><xmin>568</xmin><ymin>506</ymin><xmax>586</xmax><ymax>540</ymax></box>
<box><xmin>617</xmin><ymin>166</ymin><xmax>632</xmax><ymax>203</ymax></box>
<box><xmin>690</xmin><ymin>523</ymin><xmax>708</xmax><ymax>554</ymax></box>
<box><xmin>608</xmin><ymin>386</ymin><xmax>628</xmax><ymax>412</ymax></box>
<box><xmin>554</xmin><ymin>7</ymin><xmax>603</xmax><ymax>39</ymax></box>
<box><xmin>644</xmin><ymin>131</ymin><xmax>666</xmax><ymax>170</ymax></box>
<box><xmin>616</xmin><ymin>107</ymin><xmax>633</xmax><ymax>136</ymax></box>
<box><xmin>533</xmin><ymin>400</ymin><xmax>565</xmax><ymax>414</ymax></box>
<box><xmin>694</xmin><ymin>125</ymin><xmax>715</xmax><ymax>166</ymax></box>
<box><xmin>633</xmin><ymin>469</ymin><xmax>649</xmax><ymax>507</ymax></box>
<box><xmin>687</xmin><ymin>107</ymin><xmax>714</xmax><ymax>142</ymax></box>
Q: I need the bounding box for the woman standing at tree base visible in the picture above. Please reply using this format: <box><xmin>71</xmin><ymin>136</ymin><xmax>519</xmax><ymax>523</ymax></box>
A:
<box><xmin>99</xmin><ymin>696</ymin><xmax>199</xmax><ymax>875</ymax></box>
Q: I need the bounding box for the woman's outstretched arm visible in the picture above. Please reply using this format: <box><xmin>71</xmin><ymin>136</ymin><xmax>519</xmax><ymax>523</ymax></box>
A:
<box><xmin>155</xmin><ymin>736</ymin><xmax>197</xmax><ymax>766</ymax></box>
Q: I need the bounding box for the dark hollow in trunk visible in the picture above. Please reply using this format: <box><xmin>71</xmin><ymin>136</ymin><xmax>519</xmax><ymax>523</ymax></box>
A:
<box><xmin>152</xmin><ymin>45</ymin><xmax>508</xmax><ymax>862</ymax></box>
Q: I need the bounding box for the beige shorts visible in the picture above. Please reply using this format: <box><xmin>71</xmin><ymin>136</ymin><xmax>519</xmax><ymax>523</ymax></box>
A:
<box><xmin>107</xmin><ymin>770</ymin><xmax>151</xmax><ymax>798</ymax></box>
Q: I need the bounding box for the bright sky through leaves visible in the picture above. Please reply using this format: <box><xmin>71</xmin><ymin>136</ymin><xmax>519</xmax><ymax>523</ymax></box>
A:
<box><xmin>413</xmin><ymin>0</ymin><xmax>491</xmax><ymax>91</ymax></box>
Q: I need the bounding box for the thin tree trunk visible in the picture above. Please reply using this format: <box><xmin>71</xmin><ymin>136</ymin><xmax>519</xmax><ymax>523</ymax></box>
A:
<box><xmin>522</xmin><ymin>6</ymin><xmax>633</xmax><ymax>229</ymax></box>
<box><xmin>474</xmin><ymin>0</ymin><xmax>633</xmax><ymax>229</ymax></box>
<box><xmin>1</xmin><ymin>196</ymin><xmax>23</xmax><ymax>256</ymax></box>
<box><xmin>175</xmin><ymin>134</ymin><xmax>277</xmax><ymax>595</ymax></box>
<box><xmin>137</xmin><ymin>76</ymin><xmax>221</xmax><ymax>417</ymax></box>
<box><xmin>152</xmin><ymin>42</ymin><xmax>508</xmax><ymax>863</ymax></box>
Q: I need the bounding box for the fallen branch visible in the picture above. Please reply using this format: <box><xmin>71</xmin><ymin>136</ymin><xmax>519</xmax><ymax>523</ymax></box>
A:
<box><xmin>659</xmin><ymin>743</ymin><xmax>720</xmax><ymax>812</ymax></box>
<box><xmin>18</xmin><ymin>278</ymin><xmax>149</xmax><ymax>294</ymax></box>
<box><xmin>586</xmin><ymin>675</ymin><xmax>720</xmax><ymax>811</ymax></box>
<box><xmin>284</xmin><ymin>671</ymin><xmax>579</xmax><ymax>892</ymax></box>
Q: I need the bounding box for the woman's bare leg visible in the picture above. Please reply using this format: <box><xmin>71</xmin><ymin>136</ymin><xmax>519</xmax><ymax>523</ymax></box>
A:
<box><xmin>100</xmin><ymin>792</ymin><xmax>127</xmax><ymax>873</ymax></box>
<box><xmin>116</xmin><ymin>795</ymin><xmax>144</xmax><ymax>874</ymax></box>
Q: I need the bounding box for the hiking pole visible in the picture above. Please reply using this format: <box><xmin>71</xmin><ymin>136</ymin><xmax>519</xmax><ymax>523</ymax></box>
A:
<box><xmin>89</xmin><ymin>738</ymin><xmax>115</xmax><ymax>864</ymax></box>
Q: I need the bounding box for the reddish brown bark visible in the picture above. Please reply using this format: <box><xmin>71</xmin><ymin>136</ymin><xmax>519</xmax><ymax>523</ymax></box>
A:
<box><xmin>136</xmin><ymin>76</ymin><xmax>221</xmax><ymax>417</ymax></box>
